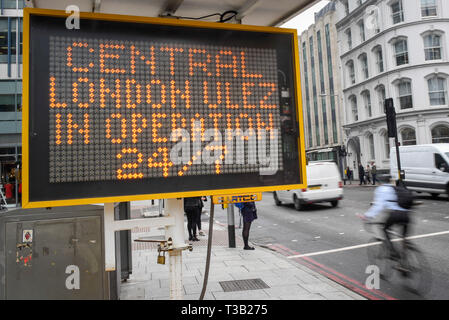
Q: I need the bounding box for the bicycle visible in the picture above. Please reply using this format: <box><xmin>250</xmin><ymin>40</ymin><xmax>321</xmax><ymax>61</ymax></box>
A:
<box><xmin>363</xmin><ymin>220</ymin><xmax>432</xmax><ymax>296</ymax></box>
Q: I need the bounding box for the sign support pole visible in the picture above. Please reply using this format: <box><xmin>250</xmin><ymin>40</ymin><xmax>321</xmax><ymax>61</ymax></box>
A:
<box><xmin>227</xmin><ymin>205</ymin><xmax>236</xmax><ymax>248</ymax></box>
<box><xmin>165</xmin><ymin>198</ymin><xmax>185</xmax><ymax>300</ymax></box>
<box><xmin>104</xmin><ymin>202</ymin><xmax>116</xmax><ymax>272</ymax></box>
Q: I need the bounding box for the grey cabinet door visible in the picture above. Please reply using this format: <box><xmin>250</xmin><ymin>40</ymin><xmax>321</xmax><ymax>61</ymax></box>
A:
<box><xmin>6</xmin><ymin>216</ymin><xmax>103</xmax><ymax>299</ymax></box>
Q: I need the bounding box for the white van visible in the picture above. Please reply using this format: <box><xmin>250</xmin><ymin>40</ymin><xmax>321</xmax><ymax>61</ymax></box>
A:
<box><xmin>390</xmin><ymin>144</ymin><xmax>449</xmax><ymax>198</ymax></box>
<box><xmin>273</xmin><ymin>161</ymin><xmax>343</xmax><ymax>210</ymax></box>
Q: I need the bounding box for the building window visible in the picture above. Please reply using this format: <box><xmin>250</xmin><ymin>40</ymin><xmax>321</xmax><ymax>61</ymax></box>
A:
<box><xmin>343</xmin><ymin>1</ymin><xmax>350</xmax><ymax>15</ymax></box>
<box><xmin>428</xmin><ymin>76</ymin><xmax>447</xmax><ymax>106</ymax></box>
<box><xmin>325</xmin><ymin>24</ymin><xmax>338</xmax><ymax>144</ymax></box>
<box><xmin>359</xmin><ymin>53</ymin><xmax>369</xmax><ymax>79</ymax></box>
<box><xmin>432</xmin><ymin>125</ymin><xmax>449</xmax><ymax>143</ymax></box>
<box><xmin>391</xmin><ymin>0</ymin><xmax>404</xmax><ymax>24</ymax></box>
<box><xmin>362</xmin><ymin>90</ymin><xmax>372</xmax><ymax>118</ymax></box>
<box><xmin>302</xmin><ymin>42</ymin><xmax>313</xmax><ymax>148</ymax></box>
<box><xmin>350</xmin><ymin>95</ymin><xmax>358</xmax><ymax>122</ymax></box>
<box><xmin>3</xmin><ymin>0</ymin><xmax>18</xmax><ymax>9</ymax></box>
<box><xmin>374</xmin><ymin>46</ymin><xmax>384</xmax><ymax>73</ymax></box>
<box><xmin>317</xmin><ymin>31</ymin><xmax>326</xmax><ymax>95</ymax></box>
<box><xmin>394</xmin><ymin>39</ymin><xmax>409</xmax><ymax>66</ymax></box>
<box><xmin>0</xmin><ymin>18</ymin><xmax>17</xmax><ymax>64</ymax></box>
<box><xmin>0</xmin><ymin>95</ymin><xmax>16</xmax><ymax>112</ymax></box>
<box><xmin>376</xmin><ymin>85</ymin><xmax>386</xmax><ymax>113</ymax></box>
<box><xmin>358</xmin><ymin>20</ymin><xmax>366</xmax><ymax>43</ymax></box>
<box><xmin>421</xmin><ymin>0</ymin><xmax>437</xmax><ymax>17</ymax></box>
<box><xmin>368</xmin><ymin>134</ymin><xmax>375</xmax><ymax>160</ymax></box>
<box><xmin>346</xmin><ymin>29</ymin><xmax>352</xmax><ymax>50</ymax></box>
<box><xmin>401</xmin><ymin>128</ymin><xmax>417</xmax><ymax>146</ymax></box>
<box><xmin>347</xmin><ymin>60</ymin><xmax>355</xmax><ymax>85</ymax></box>
<box><xmin>424</xmin><ymin>34</ymin><xmax>442</xmax><ymax>60</ymax></box>
<box><xmin>397</xmin><ymin>80</ymin><xmax>413</xmax><ymax>109</ymax></box>
<box><xmin>317</xmin><ymin>31</ymin><xmax>328</xmax><ymax>145</ymax></box>
<box><xmin>383</xmin><ymin>132</ymin><xmax>390</xmax><ymax>159</ymax></box>
<box><xmin>310</xmin><ymin>37</ymin><xmax>320</xmax><ymax>147</ymax></box>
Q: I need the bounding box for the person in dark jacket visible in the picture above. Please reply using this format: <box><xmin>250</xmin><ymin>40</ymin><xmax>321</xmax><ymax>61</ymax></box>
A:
<box><xmin>184</xmin><ymin>197</ymin><xmax>202</xmax><ymax>242</ymax></box>
<box><xmin>358</xmin><ymin>163</ymin><xmax>366</xmax><ymax>185</ymax></box>
<box><xmin>235</xmin><ymin>201</ymin><xmax>258</xmax><ymax>250</ymax></box>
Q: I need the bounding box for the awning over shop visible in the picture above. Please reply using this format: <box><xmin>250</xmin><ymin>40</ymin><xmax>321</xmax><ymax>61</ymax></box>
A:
<box><xmin>28</xmin><ymin>0</ymin><xmax>319</xmax><ymax>27</ymax></box>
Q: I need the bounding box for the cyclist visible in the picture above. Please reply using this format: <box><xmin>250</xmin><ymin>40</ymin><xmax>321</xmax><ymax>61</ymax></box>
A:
<box><xmin>359</xmin><ymin>176</ymin><xmax>411</xmax><ymax>259</ymax></box>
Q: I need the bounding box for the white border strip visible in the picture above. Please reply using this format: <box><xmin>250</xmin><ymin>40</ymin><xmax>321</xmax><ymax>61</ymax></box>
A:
<box><xmin>287</xmin><ymin>230</ymin><xmax>449</xmax><ymax>259</ymax></box>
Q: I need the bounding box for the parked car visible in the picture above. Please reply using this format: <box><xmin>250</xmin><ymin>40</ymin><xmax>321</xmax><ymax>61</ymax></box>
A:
<box><xmin>390</xmin><ymin>144</ymin><xmax>449</xmax><ymax>198</ymax></box>
<box><xmin>273</xmin><ymin>161</ymin><xmax>343</xmax><ymax>210</ymax></box>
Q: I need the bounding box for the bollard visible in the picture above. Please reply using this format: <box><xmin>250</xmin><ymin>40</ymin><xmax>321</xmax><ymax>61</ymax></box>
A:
<box><xmin>227</xmin><ymin>205</ymin><xmax>236</xmax><ymax>248</ymax></box>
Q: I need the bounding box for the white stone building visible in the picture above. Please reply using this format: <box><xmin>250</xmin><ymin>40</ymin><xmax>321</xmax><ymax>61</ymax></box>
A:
<box><xmin>335</xmin><ymin>0</ymin><xmax>449</xmax><ymax>177</ymax></box>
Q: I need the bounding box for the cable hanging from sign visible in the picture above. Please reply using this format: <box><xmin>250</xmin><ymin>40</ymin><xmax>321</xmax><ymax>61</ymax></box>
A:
<box><xmin>160</xmin><ymin>10</ymin><xmax>238</xmax><ymax>23</ymax></box>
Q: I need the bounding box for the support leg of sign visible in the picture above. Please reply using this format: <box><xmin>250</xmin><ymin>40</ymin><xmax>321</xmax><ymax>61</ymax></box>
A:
<box><xmin>227</xmin><ymin>205</ymin><xmax>236</xmax><ymax>248</ymax></box>
<box><xmin>165</xmin><ymin>198</ymin><xmax>185</xmax><ymax>300</ymax></box>
<box><xmin>104</xmin><ymin>202</ymin><xmax>116</xmax><ymax>272</ymax></box>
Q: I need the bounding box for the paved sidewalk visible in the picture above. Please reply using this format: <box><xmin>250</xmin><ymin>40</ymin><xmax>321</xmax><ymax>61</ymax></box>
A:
<box><xmin>343</xmin><ymin>182</ymin><xmax>377</xmax><ymax>188</ymax></box>
<box><xmin>120</xmin><ymin>204</ymin><xmax>365</xmax><ymax>300</ymax></box>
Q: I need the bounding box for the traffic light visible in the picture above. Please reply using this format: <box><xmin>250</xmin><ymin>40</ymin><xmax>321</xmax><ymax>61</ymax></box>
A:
<box><xmin>385</xmin><ymin>98</ymin><xmax>397</xmax><ymax>138</ymax></box>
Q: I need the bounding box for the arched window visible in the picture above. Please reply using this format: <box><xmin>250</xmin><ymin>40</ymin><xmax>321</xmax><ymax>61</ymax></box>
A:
<box><xmin>421</xmin><ymin>0</ymin><xmax>438</xmax><ymax>17</ymax></box>
<box><xmin>376</xmin><ymin>85</ymin><xmax>386</xmax><ymax>113</ymax></box>
<box><xmin>428</xmin><ymin>76</ymin><xmax>447</xmax><ymax>106</ymax></box>
<box><xmin>349</xmin><ymin>95</ymin><xmax>358</xmax><ymax>121</ymax></box>
<box><xmin>361</xmin><ymin>90</ymin><xmax>372</xmax><ymax>118</ymax></box>
<box><xmin>401</xmin><ymin>128</ymin><xmax>417</xmax><ymax>146</ymax></box>
<box><xmin>381</xmin><ymin>131</ymin><xmax>391</xmax><ymax>159</ymax></box>
<box><xmin>346</xmin><ymin>60</ymin><xmax>355</xmax><ymax>84</ymax></box>
<box><xmin>367</xmin><ymin>134</ymin><xmax>375</xmax><ymax>160</ymax></box>
<box><xmin>391</xmin><ymin>0</ymin><xmax>404</xmax><ymax>24</ymax></box>
<box><xmin>359</xmin><ymin>53</ymin><xmax>369</xmax><ymax>79</ymax></box>
<box><xmin>372</xmin><ymin>46</ymin><xmax>384</xmax><ymax>73</ymax></box>
<box><xmin>432</xmin><ymin>125</ymin><xmax>449</xmax><ymax>143</ymax></box>
<box><xmin>396</xmin><ymin>79</ymin><xmax>413</xmax><ymax>109</ymax></box>
<box><xmin>424</xmin><ymin>34</ymin><xmax>442</xmax><ymax>60</ymax></box>
<box><xmin>394</xmin><ymin>39</ymin><xmax>409</xmax><ymax>66</ymax></box>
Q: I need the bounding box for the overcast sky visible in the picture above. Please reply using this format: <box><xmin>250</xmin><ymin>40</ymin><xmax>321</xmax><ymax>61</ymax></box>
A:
<box><xmin>280</xmin><ymin>0</ymin><xmax>331</xmax><ymax>33</ymax></box>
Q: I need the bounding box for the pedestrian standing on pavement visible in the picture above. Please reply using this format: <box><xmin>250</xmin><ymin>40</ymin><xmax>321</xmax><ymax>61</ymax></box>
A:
<box><xmin>345</xmin><ymin>166</ymin><xmax>352</xmax><ymax>185</ymax></box>
<box><xmin>358</xmin><ymin>163</ymin><xmax>365</xmax><ymax>185</ymax></box>
<box><xmin>235</xmin><ymin>201</ymin><xmax>258</xmax><ymax>250</ymax></box>
<box><xmin>371</xmin><ymin>164</ymin><xmax>377</xmax><ymax>185</ymax></box>
<box><xmin>348</xmin><ymin>168</ymin><xmax>353</xmax><ymax>184</ymax></box>
<box><xmin>4</xmin><ymin>180</ymin><xmax>13</xmax><ymax>202</ymax></box>
<box><xmin>366</xmin><ymin>165</ymin><xmax>372</xmax><ymax>184</ymax></box>
<box><xmin>184</xmin><ymin>197</ymin><xmax>203</xmax><ymax>242</ymax></box>
<box><xmin>197</xmin><ymin>197</ymin><xmax>206</xmax><ymax>237</ymax></box>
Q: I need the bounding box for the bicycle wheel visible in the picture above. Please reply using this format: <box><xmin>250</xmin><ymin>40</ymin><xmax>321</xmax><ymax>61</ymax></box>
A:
<box><xmin>366</xmin><ymin>238</ymin><xmax>393</xmax><ymax>280</ymax></box>
<box><xmin>400</xmin><ymin>243</ymin><xmax>432</xmax><ymax>296</ymax></box>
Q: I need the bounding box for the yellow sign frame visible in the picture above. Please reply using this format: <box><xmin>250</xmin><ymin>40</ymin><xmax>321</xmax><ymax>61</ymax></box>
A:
<box><xmin>22</xmin><ymin>8</ymin><xmax>307</xmax><ymax>209</ymax></box>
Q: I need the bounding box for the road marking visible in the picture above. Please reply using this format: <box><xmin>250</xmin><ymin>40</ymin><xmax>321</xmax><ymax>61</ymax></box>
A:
<box><xmin>287</xmin><ymin>230</ymin><xmax>449</xmax><ymax>259</ymax></box>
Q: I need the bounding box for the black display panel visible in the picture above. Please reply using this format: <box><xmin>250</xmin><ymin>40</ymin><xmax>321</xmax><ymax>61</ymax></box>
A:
<box><xmin>24</xmin><ymin>11</ymin><xmax>304</xmax><ymax>206</ymax></box>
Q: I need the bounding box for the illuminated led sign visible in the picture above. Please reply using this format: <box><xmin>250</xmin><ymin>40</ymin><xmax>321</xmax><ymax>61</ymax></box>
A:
<box><xmin>23</xmin><ymin>9</ymin><xmax>307</xmax><ymax>208</ymax></box>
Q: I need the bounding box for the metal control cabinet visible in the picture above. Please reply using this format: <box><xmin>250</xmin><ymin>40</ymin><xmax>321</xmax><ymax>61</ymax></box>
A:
<box><xmin>0</xmin><ymin>205</ymin><xmax>108</xmax><ymax>300</ymax></box>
